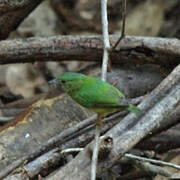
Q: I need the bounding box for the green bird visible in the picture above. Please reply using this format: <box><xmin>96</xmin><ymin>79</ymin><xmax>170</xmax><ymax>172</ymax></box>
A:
<box><xmin>57</xmin><ymin>72</ymin><xmax>141</xmax><ymax>180</ymax></box>
<box><xmin>57</xmin><ymin>72</ymin><xmax>140</xmax><ymax>124</ymax></box>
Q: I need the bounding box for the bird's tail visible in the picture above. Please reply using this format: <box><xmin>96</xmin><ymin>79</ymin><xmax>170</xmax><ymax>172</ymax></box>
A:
<box><xmin>127</xmin><ymin>104</ymin><xmax>141</xmax><ymax>115</ymax></box>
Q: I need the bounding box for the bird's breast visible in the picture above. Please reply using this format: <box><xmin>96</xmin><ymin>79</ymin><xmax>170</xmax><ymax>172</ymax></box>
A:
<box><xmin>90</xmin><ymin>107</ymin><xmax>117</xmax><ymax>117</ymax></box>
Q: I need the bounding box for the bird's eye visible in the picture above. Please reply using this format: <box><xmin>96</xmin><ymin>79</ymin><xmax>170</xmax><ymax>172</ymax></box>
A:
<box><xmin>61</xmin><ymin>80</ymin><xmax>66</xmax><ymax>84</ymax></box>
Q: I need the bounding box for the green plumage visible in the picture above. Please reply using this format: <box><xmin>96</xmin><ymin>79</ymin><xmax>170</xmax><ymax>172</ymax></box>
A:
<box><xmin>57</xmin><ymin>72</ymin><xmax>140</xmax><ymax>117</ymax></box>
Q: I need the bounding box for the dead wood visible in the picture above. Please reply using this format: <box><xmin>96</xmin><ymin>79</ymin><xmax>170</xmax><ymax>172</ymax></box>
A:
<box><xmin>4</xmin><ymin>113</ymin><xmax>121</xmax><ymax>179</ymax></box>
<box><xmin>137</xmin><ymin>125</ymin><xmax>180</xmax><ymax>153</ymax></box>
<box><xmin>0</xmin><ymin>65</ymin><xmax>177</xmax><ymax>179</ymax></box>
<box><xmin>0</xmin><ymin>0</ymin><xmax>44</xmax><ymax>40</ymax></box>
<box><xmin>2</xmin><ymin>97</ymin><xmax>179</xmax><ymax>179</ymax></box>
<box><xmin>0</xmin><ymin>95</ymin><xmax>92</xmax><ymax>172</ymax></box>
<box><xmin>0</xmin><ymin>92</ymin><xmax>146</xmax><ymax>178</ymax></box>
<box><xmin>47</xmin><ymin>64</ymin><xmax>180</xmax><ymax>180</ymax></box>
<box><xmin>8</xmin><ymin>149</ymin><xmax>64</xmax><ymax>180</ymax></box>
<box><xmin>0</xmin><ymin>35</ymin><xmax>179</xmax><ymax>68</ymax></box>
<box><xmin>0</xmin><ymin>89</ymin><xmax>60</xmax><ymax>109</ymax></box>
<box><xmin>129</xmin><ymin>158</ymin><xmax>172</xmax><ymax>178</ymax></box>
<box><xmin>5</xmin><ymin>109</ymin><xmax>180</xmax><ymax>179</ymax></box>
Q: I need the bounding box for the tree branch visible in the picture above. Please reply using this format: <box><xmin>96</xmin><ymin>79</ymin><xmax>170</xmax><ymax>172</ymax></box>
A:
<box><xmin>0</xmin><ymin>0</ymin><xmax>44</xmax><ymax>40</ymax></box>
<box><xmin>125</xmin><ymin>153</ymin><xmax>180</xmax><ymax>170</ymax></box>
<box><xmin>0</xmin><ymin>35</ymin><xmax>179</xmax><ymax>67</ymax></box>
<box><xmin>112</xmin><ymin>0</ymin><xmax>126</xmax><ymax>50</ymax></box>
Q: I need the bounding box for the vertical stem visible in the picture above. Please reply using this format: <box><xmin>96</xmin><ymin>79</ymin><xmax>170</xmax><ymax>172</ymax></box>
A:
<box><xmin>112</xmin><ymin>0</ymin><xmax>126</xmax><ymax>50</ymax></box>
<box><xmin>101</xmin><ymin>0</ymin><xmax>110</xmax><ymax>81</ymax></box>
<box><xmin>91</xmin><ymin>124</ymin><xmax>101</xmax><ymax>180</ymax></box>
<box><xmin>91</xmin><ymin>0</ymin><xmax>110</xmax><ymax>179</ymax></box>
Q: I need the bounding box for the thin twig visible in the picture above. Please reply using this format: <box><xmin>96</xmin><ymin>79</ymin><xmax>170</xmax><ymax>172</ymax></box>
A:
<box><xmin>112</xmin><ymin>0</ymin><xmax>126</xmax><ymax>50</ymax></box>
<box><xmin>118</xmin><ymin>159</ymin><xmax>172</xmax><ymax>179</ymax></box>
<box><xmin>91</xmin><ymin>2</ymin><xmax>126</xmax><ymax>179</ymax></box>
<box><xmin>61</xmin><ymin>148</ymin><xmax>84</xmax><ymax>154</ymax></box>
<box><xmin>101</xmin><ymin>0</ymin><xmax>110</xmax><ymax>81</ymax></box>
<box><xmin>0</xmin><ymin>116</ymin><xmax>14</xmax><ymax>122</ymax></box>
<box><xmin>125</xmin><ymin>153</ymin><xmax>180</xmax><ymax>170</ymax></box>
<box><xmin>91</xmin><ymin>125</ymin><xmax>101</xmax><ymax>180</ymax></box>
<box><xmin>134</xmin><ymin>160</ymin><xmax>172</xmax><ymax>177</ymax></box>
<box><xmin>91</xmin><ymin>0</ymin><xmax>111</xmax><ymax>179</ymax></box>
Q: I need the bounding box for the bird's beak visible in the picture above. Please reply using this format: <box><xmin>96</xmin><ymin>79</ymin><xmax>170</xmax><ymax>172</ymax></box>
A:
<box><xmin>48</xmin><ymin>78</ymin><xmax>60</xmax><ymax>89</ymax></box>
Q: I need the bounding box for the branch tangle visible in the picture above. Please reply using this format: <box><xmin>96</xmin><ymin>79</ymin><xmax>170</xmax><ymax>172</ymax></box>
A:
<box><xmin>47</xmin><ymin>64</ymin><xmax>180</xmax><ymax>180</ymax></box>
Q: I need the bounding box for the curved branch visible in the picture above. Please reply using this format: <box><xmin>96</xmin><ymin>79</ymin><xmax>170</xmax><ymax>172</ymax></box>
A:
<box><xmin>0</xmin><ymin>0</ymin><xmax>44</xmax><ymax>39</ymax></box>
<box><xmin>0</xmin><ymin>35</ymin><xmax>179</xmax><ymax>67</ymax></box>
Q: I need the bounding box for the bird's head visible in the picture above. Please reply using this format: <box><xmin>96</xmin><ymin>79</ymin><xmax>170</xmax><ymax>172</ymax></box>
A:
<box><xmin>57</xmin><ymin>72</ymin><xmax>86</xmax><ymax>95</ymax></box>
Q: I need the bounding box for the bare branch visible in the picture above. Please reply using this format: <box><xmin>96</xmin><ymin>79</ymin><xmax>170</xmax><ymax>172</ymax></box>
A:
<box><xmin>0</xmin><ymin>116</ymin><xmax>14</xmax><ymax>122</ymax></box>
<box><xmin>61</xmin><ymin>148</ymin><xmax>84</xmax><ymax>154</ymax></box>
<box><xmin>125</xmin><ymin>153</ymin><xmax>180</xmax><ymax>170</ymax></box>
<box><xmin>0</xmin><ymin>35</ymin><xmax>179</xmax><ymax>67</ymax></box>
<box><xmin>91</xmin><ymin>124</ymin><xmax>101</xmax><ymax>180</ymax></box>
<box><xmin>112</xmin><ymin>0</ymin><xmax>126</xmax><ymax>50</ymax></box>
<box><xmin>0</xmin><ymin>0</ymin><xmax>44</xmax><ymax>39</ymax></box>
<box><xmin>101</xmin><ymin>0</ymin><xmax>111</xmax><ymax>81</ymax></box>
<box><xmin>132</xmin><ymin>159</ymin><xmax>172</xmax><ymax>178</ymax></box>
<box><xmin>137</xmin><ymin>127</ymin><xmax>180</xmax><ymax>153</ymax></box>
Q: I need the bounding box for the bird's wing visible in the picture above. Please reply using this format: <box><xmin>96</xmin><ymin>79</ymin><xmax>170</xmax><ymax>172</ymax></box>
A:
<box><xmin>94</xmin><ymin>97</ymin><xmax>129</xmax><ymax>108</ymax></box>
<box><xmin>74</xmin><ymin>79</ymin><xmax>129</xmax><ymax>108</ymax></box>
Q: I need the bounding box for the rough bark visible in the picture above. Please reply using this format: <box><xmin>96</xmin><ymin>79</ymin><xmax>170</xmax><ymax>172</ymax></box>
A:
<box><xmin>3</xmin><ymin>114</ymin><xmax>121</xmax><ymax>179</ymax></box>
<box><xmin>0</xmin><ymin>95</ymin><xmax>92</xmax><ymax>170</ymax></box>
<box><xmin>0</xmin><ymin>0</ymin><xmax>44</xmax><ymax>40</ymax></box>
<box><xmin>4</xmin><ymin>107</ymin><xmax>180</xmax><ymax>179</ymax></box>
<box><xmin>0</xmin><ymin>35</ymin><xmax>179</xmax><ymax>68</ymax></box>
<box><xmin>138</xmin><ymin>126</ymin><xmax>180</xmax><ymax>153</ymax></box>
